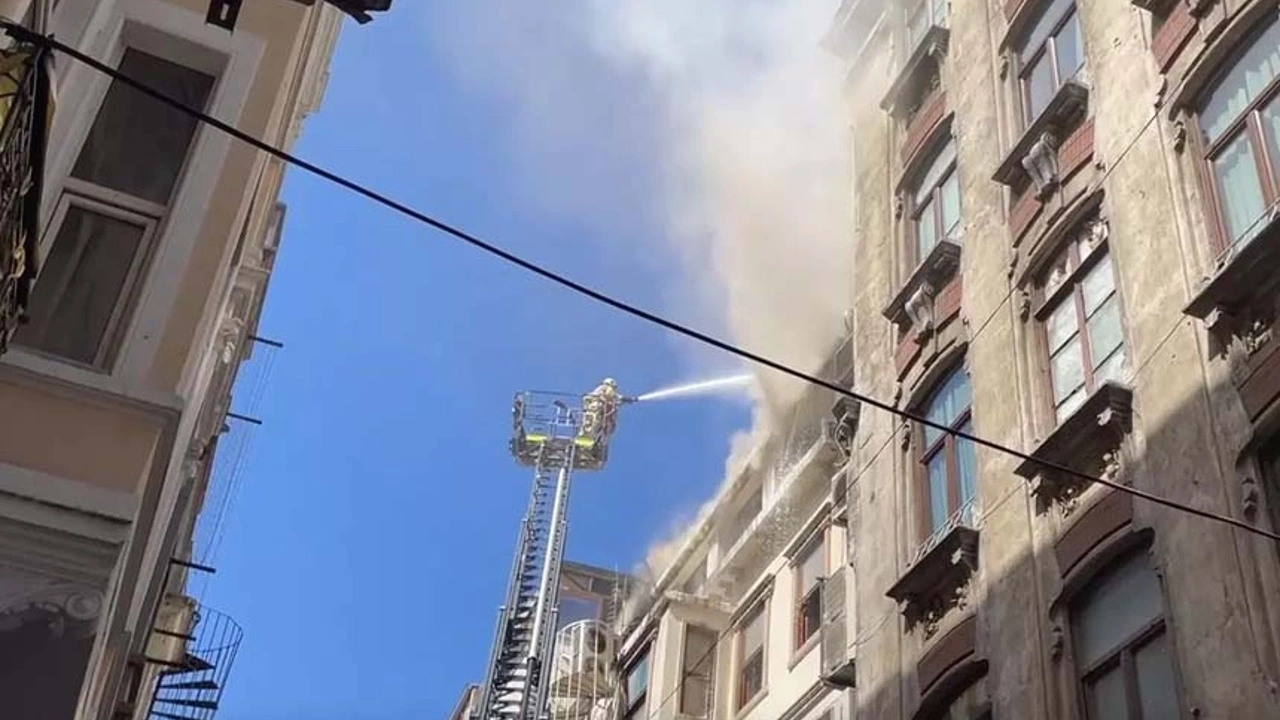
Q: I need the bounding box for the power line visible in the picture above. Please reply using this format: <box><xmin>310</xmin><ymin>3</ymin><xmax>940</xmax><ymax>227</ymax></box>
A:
<box><xmin>7</xmin><ymin>21</ymin><xmax>1276</xmax><ymax>545</ymax></box>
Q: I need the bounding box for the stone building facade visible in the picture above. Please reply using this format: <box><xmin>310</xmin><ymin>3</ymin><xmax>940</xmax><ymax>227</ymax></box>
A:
<box><xmin>616</xmin><ymin>1</ymin><xmax>1280</xmax><ymax>720</ymax></box>
<box><xmin>833</xmin><ymin>0</ymin><xmax>1280</xmax><ymax>717</ymax></box>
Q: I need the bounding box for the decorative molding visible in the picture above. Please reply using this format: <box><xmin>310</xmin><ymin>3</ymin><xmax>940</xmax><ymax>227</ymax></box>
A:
<box><xmin>1185</xmin><ymin>206</ymin><xmax>1280</xmax><ymax>354</ymax></box>
<box><xmin>884</xmin><ymin>239</ymin><xmax>962</xmax><ymax>335</ymax></box>
<box><xmin>1016</xmin><ymin>382</ymin><xmax>1134</xmax><ymax>514</ymax></box>
<box><xmin>0</xmin><ymin>566</ymin><xmax>104</xmax><ymax>638</ymax></box>
<box><xmin>886</xmin><ymin>523</ymin><xmax>979</xmax><ymax>636</ymax></box>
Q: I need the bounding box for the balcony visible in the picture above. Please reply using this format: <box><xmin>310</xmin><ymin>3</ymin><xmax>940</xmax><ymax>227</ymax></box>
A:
<box><xmin>146</xmin><ymin>603</ymin><xmax>242</xmax><ymax>720</ymax></box>
<box><xmin>710</xmin><ymin>417</ymin><xmax>845</xmax><ymax>601</ymax></box>
<box><xmin>0</xmin><ymin>42</ymin><xmax>51</xmax><ymax>356</ymax></box>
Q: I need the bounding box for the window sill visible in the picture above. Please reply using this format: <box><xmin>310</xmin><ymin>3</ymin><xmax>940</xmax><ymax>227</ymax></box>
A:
<box><xmin>0</xmin><ymin>346</ymin><xmax>182</xmax><ymax>413</ymax></box>
<box><xmin>788</xmin><ymin>630</ymin><xmax>822</xmax><ymax>671</ymax></box>
<box><xmin>885</xmin><ymin>522</ymin><xmax>979</xmax><ymax>636</ymax></box>
<box><xmin>881</xmin><ymin>24</ymin><xmax>950</xmax><ymax>120</ymax></box>
<box><xmin>1184</xmin><ymin>204</ymin><xmax>1280</xmax><ymax>350</ymax></box>
<box><xmin>1014</xmin><ymin>381</ymin><xmax>1134</xmax><ymax>514</ymax></box>
<box><xmin>992</xmin><ymin>79</ymin><xmax>1090</xmax><ymax>190</ymax></box>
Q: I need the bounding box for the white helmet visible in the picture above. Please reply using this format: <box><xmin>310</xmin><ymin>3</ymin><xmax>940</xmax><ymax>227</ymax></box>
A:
<box><xmin>603</xmin><ymin>378</ymin><xmax>617</xmax><ymax>387</ymax></box>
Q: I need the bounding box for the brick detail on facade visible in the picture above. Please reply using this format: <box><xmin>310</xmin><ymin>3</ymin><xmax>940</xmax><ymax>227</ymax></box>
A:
<box><xmin>1058</xmin><ymin>117</ymin><xmax>1095</xmax><ymax>182</ymax></box>
<box><xmin>903</xmin><ymin>91</ymin><xmax>948</xmax><ymax>167</ymax></box>
<box><xmin>897</xmin><ymin>333</ymin><xmax>923</xmax><ymax>376</ymax></box>
<box><xmin>1152</xmin><ymin>1</ymin><xmax>1197</xmax><ymax>71</ymax></box>
<box><xmin>1010</xmin><ymin>186</ymin><xmax>1043</xmax><ymax>243</ymax></box>
<box><xmin>1055</xmin><ymin>489</ymin><xmax>1134</xmax><ymax>576</ymax></box>
<box><xmin>936</xmin><ymin>276</ymin><xmax>963</xmax><ymax>324</ymax></box>
<box><xmin>917</xmin><ymin>614</ymin><xmax>977</xmax><ymax>694</ymax></box>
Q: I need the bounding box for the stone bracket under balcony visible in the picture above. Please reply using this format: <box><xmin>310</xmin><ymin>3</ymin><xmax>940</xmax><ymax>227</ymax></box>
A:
<box><xmin>1184</xmin><ymin>205</ymin><xmax>1280</xmax><ymax>354</ymax></box>
<box><xmin>886</xmin><ymin>525</ymin><xmax>979</xmax><ymax>636</ymax></box>
<box><xmin>1015</xmin><ymin>382</ymin><xmax>1134</xmax><ymax>516</ymax></box>
<box><xmin>884</xmin><ymin>239</ymin><xmax>962</xmax><ymax>342</ymax></box>
<box><xmin>993</xmin><ymin>80</ymin><xmax>1090</xmax><ymax>196</ymax></box>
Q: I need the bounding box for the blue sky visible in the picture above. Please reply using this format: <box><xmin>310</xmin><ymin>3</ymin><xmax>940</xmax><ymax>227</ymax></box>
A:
<box><xmin>201</xmin><ymin>6</ymin><xmax>749</xmax><ymax>720</ymax></box>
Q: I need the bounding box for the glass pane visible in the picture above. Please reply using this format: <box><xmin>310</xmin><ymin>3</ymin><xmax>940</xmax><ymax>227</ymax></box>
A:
<box><xmin>627</xmin><ymin>653</ymin><xmax>649</xmax><ymax>700</ymax></box>
<box><xmin>1026</xmin><ymin>54</ymin><xmax>1056</xmax><ymax>122</ymax></box>
<box><xmin>72</xmin><ymin>50</ymin><xmax>216</xmax><ymax>204</ymax></box>
<box><xmin>1264</xmin><ymin>95</ymin><xmax>1280</xmax><ymax>181</ymax></box>
<box><xmin>1052</xmin><ymin>338</ymin><xmax>1085</xmax><ymax>405</ymax></box>
<box><xmin>941</xmin><ymin>171</ymin><xmax>962</xmax><ymax>238</ymax></box>
<box><xmin>1201</xmin><ymin>17</ymin><xmax>1280</xmax><ymax>142</ymax></box>
<box><xmin>1088</xmin><ymin>666</ymin><xmax>1131</xmax><ymax>720</ymax></box>
<box><xmin>956</xmin><ymin>420</ymin><xmax>976</xmax><ymax>508</ymax></box>
<box><xmin>916</xmin><ymin>197</ymin><xmax>938</xmax><ymax>260</ymax></box>
<box><xmin>915</xmin><ymin>141</ymin><xmax>957</xmax><ymax>206</ymax></box>
<box><xmin>925</xmin><ymin>369</ymin><xmax>970</xmax><ymax>445</ymax></box>
<box><xmin>1056</xmin><ymin>387</ymin><xmax>1085</xmax><ymax>422</ymax></box>
<box><xmin>557</xmin><ymin>596</ymin><xmax>600</xmax><ymax>629</ymax></box>
<box><xmin>799</xmin><ymin>538</ymin><xmax>825</xmax><ymax>592</ymax></box>
<box><xmin>1094</xmin><ymin>346</ymin><xmax>1127</xmax><ymax>387</ymax></box>
<box><xmin>1073</xmin><ymin>552</ymin><xmax>1164</xmax><ymax>666</ymax></box>
<box><xmin>928</xmin><ymin>453</ymin><xmax>949</xmax><ymax>532</ymax></box>
<box><xmin>906</xmin><ymin>0</ymin><xmax>929</xmax><ymax>49</ymax></box>
<box><xmin>742</xmin><ymin>607</ymin><xmax>765</xmax><ymax>653</ymax></box>
<box><xmin>1020</xmin><ymin>0</ymin><xmax>1076</xmax><ymax>64</ymax></box>
<box><xmin>1088</xmin><ymin>297</ymin><xmax>1125</xmax><ymax>371</ymax></box>
<box><xmin>1135</xmin><ymin>631</ymin><xmax>1179</xmax><ymax>720</ymax></box>
<box><xmin>1047</xmin><ymin>299</ymin><xmax>1079</xmax><ymax>354</ymax></box>
<box><xmin>1081</xmin><ymin>253</ymin><xmax>1116</xmax><ymax>314</ymax></box>
<box><xmin>932</xmin><ymin>0</ymin><xmax>947</xmax><ymax>27</ymax></box>
<box><xmin>20</xmin><ymin>208</ymin><xmax>147</xmax><ymax>365</ymax></box>
<box><xmin>740</xmin><ymin>652</ymin><xmax>764</xmax><ymax>706</ymax></box>
<box><xmin>1212</xmin><ymin>134</ymin><xmax>1268</xmax><ymax>246</ymax></box>
<box><xmin>1055</xmin><ymin>12</ymin><xmax>1084</xmax><ymax>82</ymax></box>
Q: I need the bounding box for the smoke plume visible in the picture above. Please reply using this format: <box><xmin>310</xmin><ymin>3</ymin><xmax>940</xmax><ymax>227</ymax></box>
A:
<box><xmin>428</xmin><ymin>0</ymin><xmax>852</xmax><ymax>592</ymax></box>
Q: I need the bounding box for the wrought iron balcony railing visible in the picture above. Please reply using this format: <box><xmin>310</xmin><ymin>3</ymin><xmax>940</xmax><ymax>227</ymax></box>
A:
<box><xmin>0</xmin><ymin>40</ymin><xmax>50</xmax><ymax>356</ymax></box>
<box><xmin>148</xmin><ymin>603</ymin><xmax>243</xmax><ymax>720</ymax></box>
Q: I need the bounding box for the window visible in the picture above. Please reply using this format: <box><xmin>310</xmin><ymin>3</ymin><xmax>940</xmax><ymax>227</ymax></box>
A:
<box><xmin>680</xmin><ymin>625</ymin><xmax>717</xmax><ymax>717</ymax></box>
<box><xmin>624</xmin><ymin>650</ymin><xmax>650</xmax><ymax>719</ymax></box>
<box><xmin>1071</xmin><ymin>551</ymin><xmax>1178</xmax><ymax>720</ymax></box>
<box><xmin>1040</xmin><ymin>231</ymin><xmax>1126</xmax><ymax>422</ymax></box>
<box><xmin>16</xmin><ymin>49</ymin><xmax>215</xmax><ymax>367</ymax></box>
<box><xmin>909</xmin><ymin>139</ymin><xmax>961</xmax><ymax>265</ymax></box>
<box><xmin>736</xmin><ymin>603</ymin><xmax>766</xmax><ymax>710</ymax></box>
<box><xmin>905</xmin><ymin>0</ymin><xmax>947</xmax><ymax>52</ymax></box>
<box><xmin>1197</xmin><ymin>17</ymin><xmax>1280</xmax><ymax>250</ymax></box>
<box><xmin>682</xmin><ymin>557</ymin><xmax>709</xmax><ymax>595</ymax></box>
<box><xmin>917</xmin><ymin>368</ymin><xmax>976</xmax><ymax>548</ymax></box>
<box><xmin>1016</xmin><ymin>0</ymin><xmax>1085</xmax><ymax>126</ymax></box>
<box><xmin>557</xmin><ymin>594</ymin><xmax>600</xmax><ymax>629</ymax></box>
<box><xmin>794</xmin><ymin>534</ymin><xmax>826</xmax><ymax>649</ymax></box>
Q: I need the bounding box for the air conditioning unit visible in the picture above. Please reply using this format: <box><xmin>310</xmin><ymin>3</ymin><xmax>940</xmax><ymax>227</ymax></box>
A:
<box><xmin>820</xmin><ymin>567</ymin><xmax>856</xmax><ymax>689</ymax></box>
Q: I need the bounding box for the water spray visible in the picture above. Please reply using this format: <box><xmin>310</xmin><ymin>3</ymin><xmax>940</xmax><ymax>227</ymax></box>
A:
<box><xmin>632</xmin><ymin>374</ymin><xmax>753</xmax><ymax>403</ymax></box>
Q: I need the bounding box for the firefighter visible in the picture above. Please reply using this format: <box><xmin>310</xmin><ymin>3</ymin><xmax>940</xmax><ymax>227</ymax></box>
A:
<box><xmin>580</xmin><ymin>378</ymin><xmax>621</xmax><ymax>441</ymax></box>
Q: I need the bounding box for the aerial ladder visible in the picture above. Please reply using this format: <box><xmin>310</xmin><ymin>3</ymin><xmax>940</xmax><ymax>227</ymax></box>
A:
<box><xmin>475</xmin><ymin>379</ymin><xmax>635</xmax><ymax>720</ymax></box>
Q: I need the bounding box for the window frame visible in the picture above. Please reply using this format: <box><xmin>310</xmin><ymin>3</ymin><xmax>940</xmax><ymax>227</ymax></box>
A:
<box><xmin>914</xmin><ymin>366</ymin><xmax>975</xmax><ymax>548</ymax></box>
<box><xmin>679</xmin><ymin>623</ymin><xmax>717</xmax><ymax>717</ymax></box>
<box><xmin>1068</xmin><ymin>550</ymin><xmax>1179</xmax><ymax>720</ymax></box>
<box><xmin>19</xmin><ymin>41</ymin><xmax>218</xmax><ymax>371</ymax></box>
<box><xmin>17</xmin><ymin>191</ymin><xmax>161</xmax><ymax>369</ymax></box>
<box><xmin>623</xmin><ymin>647</ymin><xmax>651</xmax><ymax>719</ymax></box>
<box><xmin>907</xmin><ymin>139</ymin><xmax>961</xmax><ymax>270</ymax></box>
<box><xmin>1192</xmin><ymin>18</ymin><xmax>1280</xmax><ymax>255</ymax></box>
<box><xmin>1035</xmin><ymin>239</ymin><xmax>1126</xmax><ymax>423</ymax></box>
<box><xmin>904</xmin><ymin>0</ymin><xmax>947</xmax><ymax>52</ymax></box>
<box><xmin>792</xmin><ymin>530</ymin><xmax>827</xmax><ymax>651</ymax></box>
<box><xmin>735</xmin><ymin>600</ymin><xmax>768</xmax><ymax>711</ymax></box>
<box><xmin>1015</xmin><ymin>1</ymin><xmax>1084</xmax><ymax>129</ymax></box>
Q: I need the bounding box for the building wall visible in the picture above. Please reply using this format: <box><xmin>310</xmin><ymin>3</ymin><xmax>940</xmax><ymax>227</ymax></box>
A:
<box><xmin>837</xmin><ymin>0</ymin><xmax>1280</xmax><ymax>718</ymax></box>
<box><xmin>0</xmin><ymin>1</ymin><xmax>341</xmax><ymax>719</ymax></box>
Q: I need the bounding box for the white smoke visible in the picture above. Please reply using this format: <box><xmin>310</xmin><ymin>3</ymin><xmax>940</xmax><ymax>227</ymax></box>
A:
<box><xmin>427</xmin><ymin>0</ymin><xmax>853</xmax><ymax>585</ymax></box>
